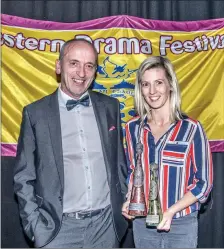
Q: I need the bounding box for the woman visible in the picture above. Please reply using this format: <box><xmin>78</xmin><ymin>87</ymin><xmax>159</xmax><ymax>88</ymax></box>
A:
<box><xmin>122</xmin><ymin>56</ymin><xmax>213</xmax><ymax>248</ymax></box>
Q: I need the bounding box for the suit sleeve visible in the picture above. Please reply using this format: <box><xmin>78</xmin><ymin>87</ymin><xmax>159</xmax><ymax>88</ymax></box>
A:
<box><xmin>13</xmin><ymin>107</ymin><xmax>39</xmax><ymax>241</ymax></box>
<box><xmin>116</xmin><ymin>99</ymin><xmax>128</xmax><ymax>201</ymax></box>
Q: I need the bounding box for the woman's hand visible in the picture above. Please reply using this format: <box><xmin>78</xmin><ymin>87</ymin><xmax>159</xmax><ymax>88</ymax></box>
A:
<box><xmin>157</xmin><ymin>209</ymin><xmax>175</xmax><ymax>231</ymax></box>
<box><xmin>157</xmin><ymin>191</ymin><xmax>198</xmax><ymax>231</ymax></box>
<box><xmin>122</xmin><ymin>201</ymin><xmax>135</xmax><ymax>220</ymax></box>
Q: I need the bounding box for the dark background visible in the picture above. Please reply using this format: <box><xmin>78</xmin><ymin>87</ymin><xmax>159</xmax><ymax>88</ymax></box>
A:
<box><xmin>1</xmin><ymin>0</ymin><xmax>224</xmax><ymax>248</ymax></box>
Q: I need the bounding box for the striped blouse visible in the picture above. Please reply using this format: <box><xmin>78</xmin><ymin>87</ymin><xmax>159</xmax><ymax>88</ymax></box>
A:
<box><xmin>125</xmin><ymin>115</ymin><xmax>213</xmax><ymax>218</ymax></box>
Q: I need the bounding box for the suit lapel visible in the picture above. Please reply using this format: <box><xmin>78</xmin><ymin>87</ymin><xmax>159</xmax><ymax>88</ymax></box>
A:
<box><xmin>89</xmin><ymin>90</ymin><xmax>112</xmax><ymax>184</ymax></box>
<box><xmin>47</xmin><ymin>90</ymin><xmax>64</xmax><ymax>189</ymax></box>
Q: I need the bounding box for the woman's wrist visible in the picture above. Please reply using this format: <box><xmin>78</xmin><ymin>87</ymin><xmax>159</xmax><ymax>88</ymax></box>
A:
<box><xmin>164</xmin><ymin>207</ymin><xmax>176</xmax><ymax>217</ymax></box>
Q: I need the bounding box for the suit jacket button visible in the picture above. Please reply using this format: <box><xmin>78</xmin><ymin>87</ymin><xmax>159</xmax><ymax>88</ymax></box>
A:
<box><xmin>58</xmin><ymin>196</ymin><xmax>62</xmax><ymax>201</ymax></box>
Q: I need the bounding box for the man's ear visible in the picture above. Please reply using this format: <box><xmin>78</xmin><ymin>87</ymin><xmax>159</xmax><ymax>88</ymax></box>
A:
<box><xmin>55</xmin><ymin>59</ymin><xmax>61</xmax><ymax>75</ymax></box>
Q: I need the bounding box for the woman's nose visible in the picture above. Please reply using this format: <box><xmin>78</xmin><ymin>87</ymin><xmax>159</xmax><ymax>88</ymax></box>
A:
<box><xmin>149</xmin><ymin>85</ymin><xmax>156</xmax><ymax>94</ymax></box>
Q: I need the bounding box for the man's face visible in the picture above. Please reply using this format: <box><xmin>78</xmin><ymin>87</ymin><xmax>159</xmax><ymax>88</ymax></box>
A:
<box><xmin>56</xmin><ymin>41</ymin><xmax>97</xmax><ymax>99</ymax></box>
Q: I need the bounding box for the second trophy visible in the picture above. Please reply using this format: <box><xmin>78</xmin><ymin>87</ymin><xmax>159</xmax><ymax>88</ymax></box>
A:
<box><xmin>146</xmin><ymin>163</ymin><xmax>162</xmax><ymax>227</ymax></box>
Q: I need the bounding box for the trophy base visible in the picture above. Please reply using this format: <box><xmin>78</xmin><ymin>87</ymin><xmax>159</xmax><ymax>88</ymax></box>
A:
<box><xmin>146</xmin><ymin>223</ymin><xmax>158</xmax><ymax>227</ymax></box>
<box><xmin>130</xmin><ymin>213</ymin><xmax>147</xmax><ymax>217</ymax></box>
<box><xmin>128</xmin><ymin>210</ymin><xmax>147</xmax><ymax>217</ymax></box>
<box><xmin>128</xmin><ymin>202</ymin><xmax>147</xmax><ymax>217</ymax></box>
<box><xmin>146</xmin><ymin>214</ymin><xmax>160</xmax><ymax>227</ymax></box>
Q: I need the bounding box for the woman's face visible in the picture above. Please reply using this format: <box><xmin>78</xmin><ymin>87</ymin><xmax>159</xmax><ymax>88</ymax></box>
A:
<box><xmin>141</xmin><ymin>67</ymin><xmax>171</xmax><ymax>111</ymax></box>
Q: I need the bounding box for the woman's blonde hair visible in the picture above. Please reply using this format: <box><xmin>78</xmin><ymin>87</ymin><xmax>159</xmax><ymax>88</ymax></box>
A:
<box><xmin>135</xmin><ymin>56</ymin><xmax>182</xmax><ymax>122</ymax></box>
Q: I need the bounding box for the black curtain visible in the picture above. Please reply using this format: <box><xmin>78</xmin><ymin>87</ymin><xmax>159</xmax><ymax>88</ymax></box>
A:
<box><xmin>2</xmin><ymin>0</ymin><xmax>224</xmax><ymax>22</ymax></box>
<box><xmin>1</xmin><ymin>1</ymin><xmax>224</xmax><ymax>248</ymax></box>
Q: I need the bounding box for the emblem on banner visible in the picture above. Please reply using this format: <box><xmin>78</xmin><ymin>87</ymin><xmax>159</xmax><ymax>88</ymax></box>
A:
<box><xmin>93</xmin><ymin>56</ymin><xmax>138</xmax><ymax>130</ymax></box>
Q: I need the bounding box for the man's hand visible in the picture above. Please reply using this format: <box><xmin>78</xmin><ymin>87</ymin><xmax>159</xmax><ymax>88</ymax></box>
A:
<box><xmin>122</xmin><ymin>201</ymin><xmax>135</xmax><ymax>220</ymax></box>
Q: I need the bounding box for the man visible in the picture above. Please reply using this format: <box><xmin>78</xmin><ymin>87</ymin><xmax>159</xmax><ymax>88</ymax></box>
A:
<box><xmin>14</xmin><ymin>38</ymin><xmax>128</xmax><ymax>248</ymax></box>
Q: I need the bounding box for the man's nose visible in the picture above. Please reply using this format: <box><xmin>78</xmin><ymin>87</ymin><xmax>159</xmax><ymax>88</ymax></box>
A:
<box><xmin>77</xmin><ymin>65</ymin><xmax>85</xmax><ymax>77</ymax></box>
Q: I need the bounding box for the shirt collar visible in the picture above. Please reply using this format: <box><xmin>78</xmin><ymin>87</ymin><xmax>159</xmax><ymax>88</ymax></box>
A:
<box><xmin>58</xmin><ymin>84</ymin><xmax>91</xmax><ymax>108</ymax></box>
<box><xmin>142</xmin><ymin>114</ymin><xmax>151</xmax><ymax>131</ymax></box>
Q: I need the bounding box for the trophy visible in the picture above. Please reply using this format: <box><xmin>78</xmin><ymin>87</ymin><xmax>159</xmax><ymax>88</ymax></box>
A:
<box><xmin>128</xmin><ymin>142</ymin><xmax>147</xmax><ymax>217</ymax></box>
<box><xmin>146</xmin><ymin>163</ymin><xmax>162</xmax><ymax>227</ymax></box>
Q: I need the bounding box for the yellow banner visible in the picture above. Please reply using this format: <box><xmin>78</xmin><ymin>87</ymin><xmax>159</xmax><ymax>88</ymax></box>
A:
<box><xmin>1</xmin><ymin>15</ymin><xmax>224</xmax><ymax>154</ymax></box>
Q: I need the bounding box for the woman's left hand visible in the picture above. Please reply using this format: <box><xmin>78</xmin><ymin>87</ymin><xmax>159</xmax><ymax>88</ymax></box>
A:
<box><xmin>157</xmin><ymin>191</ymin><xmax>198</xmax><ymax>231</ymax></box>
<box><xmin>157</xmin><ymin>209</ymin><xmax>175</xmax><ymax>231</ymax></box>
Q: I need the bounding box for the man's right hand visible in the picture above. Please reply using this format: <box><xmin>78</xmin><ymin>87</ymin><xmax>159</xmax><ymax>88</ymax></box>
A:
<box><xmin>121</xmin><ymin>201</ymin><xmax>135</xmax><ymax>220</ymax></box>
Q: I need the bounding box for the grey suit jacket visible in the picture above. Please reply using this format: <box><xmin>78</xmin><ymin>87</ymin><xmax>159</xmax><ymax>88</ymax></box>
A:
<box><xmin>14</xmin><ymin>89</ymin><xmax>128</xmax><ymax>247</ymax></box>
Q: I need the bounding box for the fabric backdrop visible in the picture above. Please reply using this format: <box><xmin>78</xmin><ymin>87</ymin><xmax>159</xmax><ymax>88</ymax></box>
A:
<box><xmin>1</xmin><ymin>14</ymin><xmax>224</xmax><ymax>156</ymax></box>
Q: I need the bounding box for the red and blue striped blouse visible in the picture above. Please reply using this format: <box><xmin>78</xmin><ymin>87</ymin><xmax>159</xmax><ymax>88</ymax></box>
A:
<box><xmin>125</xmin><ymin>115</ymin><xmax>213</xmax><ymax>218</ymax></box>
